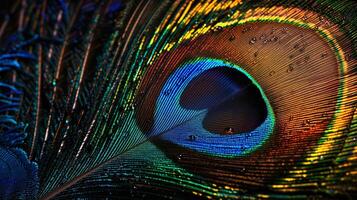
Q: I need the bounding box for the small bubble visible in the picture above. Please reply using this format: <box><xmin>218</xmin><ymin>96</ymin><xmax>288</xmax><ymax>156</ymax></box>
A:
<box><xmin>254</xmin><ymin>51</ymin><xmax>258</xmax><ymax>57</ymax></box>
<box><xmin>321</xmin><ymin>53</ymin><xmax>328</xmax><ymax>58</ymax></box>
<box><xmin>269</xmin><ymin>71</ymin><xmax>275</xmax><ymax>76</ymax></box>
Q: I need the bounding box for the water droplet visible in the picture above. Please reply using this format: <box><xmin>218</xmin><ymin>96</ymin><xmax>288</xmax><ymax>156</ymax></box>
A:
<box><xmin>319</xmin><ymin>16</ymin><xmax>325</xmax><ymax>23</ymax></box>
<box><xmin>224</xmin><ymin>127</ymin><xmax>235</xmax><ymax>134</ymax></box>
<box><xmin>321</xmin><ymin>53</ymin><xmax>327</xmax><ymax>58</ymax></box>
<box><xmin>214</xmin><ymin>26</ymin><xmax>223</xmax><ymax>33</ymax></box>
<box><xmin>177</xmin><ymin>154</ymin><xmax>183</xmax><ymax>160</ymax></box>
<box><xmin>287</xmin><ymin>64</ymin><xmax>294</xmax><ymax>73</ymax></box>
<box><xmin>346</xmin><ymin>53</ymin><xmax>352</xmax><ymax>61</ymax></box>
<box><xmin>254</xmin><ymin>51</ymin><xmax>258</xmax><ymax>57</ymax></box>
<box><xmin>229</xmin><ymin>35</ymin><xmax>235</xmax><ymax>41</ymax></box>
<box><xmin>270</xmin><ymin>27</ymin><xmax>277</xmax><ymax>34</ymax></box>
<box><xmin>281</xmin><ymin>27</ymin><xmax>288</xmax><ymax>34</ymax></box>
<box><xmin>299</xmin><ymin>48</ymin><xmax>305</xmax><ymax>53</ymax></box>
<box><xmin>188</xmin><ymin>135</ymin><xmax>197</xmax><ymax>141</ymax></box>
<box><xmin>163</xmin><ymin>89</ymin><xmax>172</xmax><ymax>96</ymax></box>
<box><xmin>249</xmin><ymin>37</ymin><xmax>256</xmax><ymax>45</ymax></box>
<box><xmin>289</xmin><ymin>115</ymin><xmax>294</xmax><ymax>121</ymax></box>
<box><xmin>242</xmin><ymin>26</ymin><xmax>252</xmax><ymax>33</ymax></box>
<box><xmin>302</xmin><ymin>121</ymin><xmax>307</xmax><ymax>127</ymax></box>
<box><xmin>123</xmin><ymin>131</ymin><xmax>130</xmax><ymax>139</ymax></box>
<box><xmin>269</xmin><ymin>71</ymin><xmax>275</xmax><ymax>76</ymax></box>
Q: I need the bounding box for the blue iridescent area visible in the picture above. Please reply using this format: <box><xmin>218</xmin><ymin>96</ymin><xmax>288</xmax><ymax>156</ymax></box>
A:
<box><xmin>0</xmin><ymin>147</ymin><xmax>38</xmax><ymax>199</ymax></box>
<box><xmin>151</xmin><ymin>58</ymin><xmax>275</xmax><ymax>157</ymax></box>
<box><xmin>0</xmin><ymin>52</ymin><xmax>38</xmax><ymax>199</ymax></box>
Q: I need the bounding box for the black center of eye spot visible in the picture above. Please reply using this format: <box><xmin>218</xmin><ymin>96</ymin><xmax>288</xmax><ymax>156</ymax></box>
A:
<box><xmin>179</xmin><ymin>67</ymin><xmax>267</xmax><ymax>134</ymax></box>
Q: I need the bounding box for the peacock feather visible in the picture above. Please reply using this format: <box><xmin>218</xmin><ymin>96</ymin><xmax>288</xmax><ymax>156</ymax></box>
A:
<box><xmin>0</xmin><ymin>0</ymin><xmax>356</xmax><ymax>199</ymax></box>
